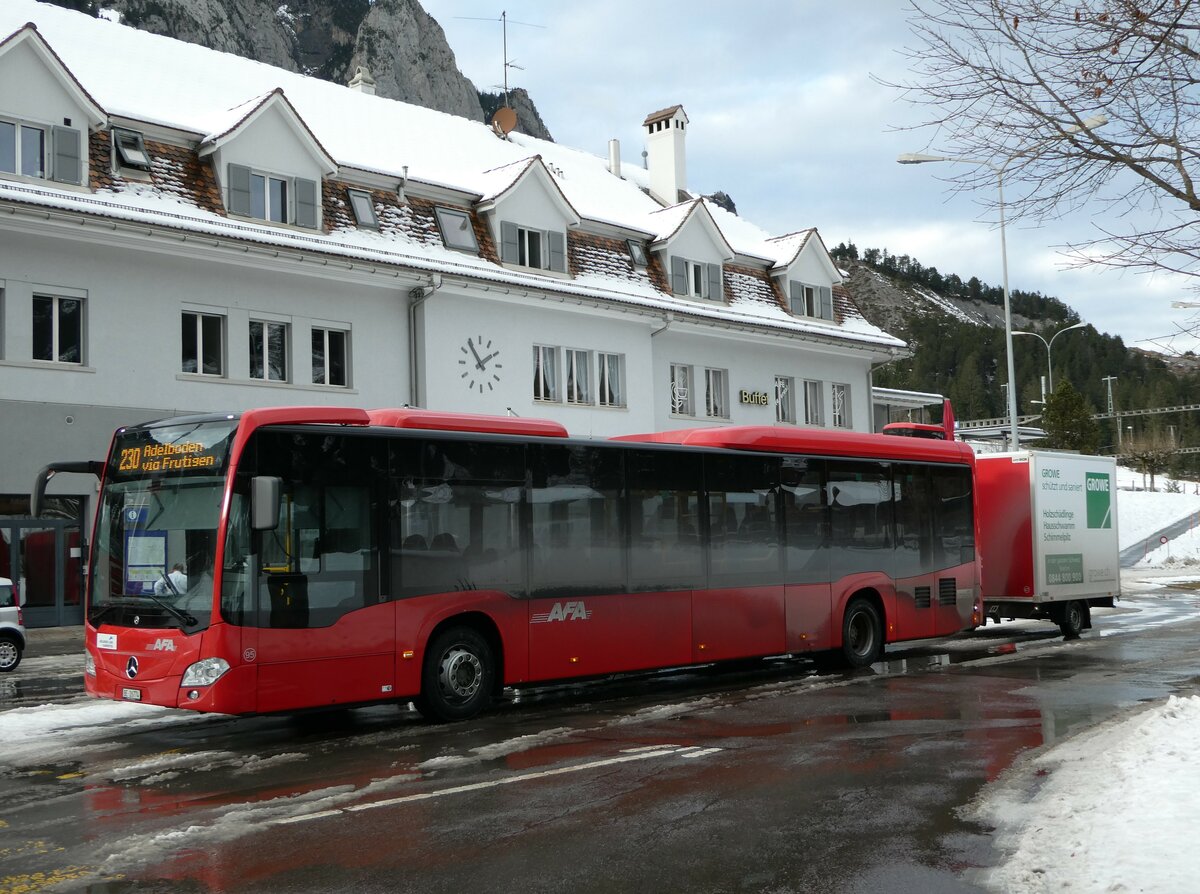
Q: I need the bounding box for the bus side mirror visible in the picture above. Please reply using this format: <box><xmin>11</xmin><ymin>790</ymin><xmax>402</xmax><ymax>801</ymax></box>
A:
<box><xmin>251</xmin><ymin>476</ymin><xmax>282</xmax><ymax>531</ymax></box>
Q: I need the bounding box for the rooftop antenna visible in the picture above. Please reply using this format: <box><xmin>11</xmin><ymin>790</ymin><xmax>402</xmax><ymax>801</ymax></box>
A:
<box><xmin>453</xmin><ymin>11</ymin><xmax>544</xmax><ymax>108</ymax></box>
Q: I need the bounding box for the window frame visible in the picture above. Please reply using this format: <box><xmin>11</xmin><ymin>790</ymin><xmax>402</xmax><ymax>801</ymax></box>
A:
<box><xmin>311</xmin><ymin>326</ymin><xmax>349</xmax><ymax>387</ymax></box>
<box><xmin>598</xmin><ymin>351</ymin><xmax>626</xmax><ymax>408</ymax></box>
<box><xmin>346</xmin><ymin>189</ymin><xmax>378</xmax><ymax>229</ymax></box>
<box><xmin>775</xmin><ymin>375</ymin><xmax>796</xmax><ymax>424</ymax></box>
<box><xmin>249</xmin><ymin>319</ymin><xmax>290</xmax><ymax>382</ymax></box>
<box><xmin>670</xmin><ymin>362</ymin><xmax>694</xmax><ymax>416</ymax></box>
<box><xmin>704</xmin><ymin>367</ymin><xmax>729</xmax><ymax>419</ymax></box>
<box><xmin>181</xmin><ymin>310</ymin><xmax>226</xmax><ymax>377</ymax></box>
<box><xmin>31</xmin><ymin>293</ymin><xmax>84</xmax><ymax>365</ymax></box>
<box><xmin>627</xmin><ymin>239</ymin><xmax>649</xmax><ymax>268</ymax></box>
<box><xmin>565</xmin><ymin>348</ymin><xmax>592</xmax><ymax>405</ymax></box>
<box><xmin>533</xmin><ymin>344</ymin><xmax>560</xmax><ymax>402</ymax></box>
<box><xmin>0</xmin><ymin>117</ymin><xmax>46</xmax><ymax>179</ymax></box>
<box><xmin>434</xmin><ymin>207</ymin><xmax>479</xmax><ymax>252</ymax></box>
<box><xmin>832</xmin><ymin>382</ymin><xmax>851</xmax><ymax>429</ymax></box>
<box><xmin>804</xmin><ymin>379</ymin><xmax>824</xmax><ymax>426</ymax></box>
<box><xmin>517</xmin><ymin>225</ymin><xmax>545</xmax><ymax>269</ymax></box>
<box><xmin>112</xmin><ymin>128</ymin><xmax>151</xmax><ymax>172</ymax></box>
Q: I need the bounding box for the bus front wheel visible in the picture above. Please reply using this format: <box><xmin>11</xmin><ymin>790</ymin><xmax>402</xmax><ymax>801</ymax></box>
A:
<box><xmin>841</xmin><ymin>598</ymin><xmax>883</xmax><ymax>668</ymax></box>
<box><xmin>415</xmin><ymin>626</ymin><xmax>495</xmax><ymax>722</ymax></box>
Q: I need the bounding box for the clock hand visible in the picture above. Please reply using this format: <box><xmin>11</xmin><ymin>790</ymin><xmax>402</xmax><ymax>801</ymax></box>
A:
<box><xmin>479</xmin><ymin>351</ymin><xmax>499</xmax><ymax>367</ymax></box>
<box><xmin>468</xmin><ymin>340</ymin><xmax>486</xmax><ymax>370</ymax></box>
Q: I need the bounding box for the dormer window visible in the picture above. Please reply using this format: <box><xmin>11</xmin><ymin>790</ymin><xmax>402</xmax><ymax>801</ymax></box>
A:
<box><xmin>347</xmin><ymin>188</ymin><xmax>378</xmax><ymax>228</ymax></box>
<box><xmin>112</xmin><ymin>129</ymin><xmax>151</xmax><ymax>172</ymax></box>
<box><xmin>789</xmin><ymin>282</ymin><xmax>834</xmax><ymax>321</ymax></box>
<box><xmin>500</xmin><ymin>221</ymin><xmax>567</xmax><ymax>273</ymax></box>
<box><xmin>0</xmin><ymin>117</ymin><xmax>81</xmax><ymax>184</ymax></box>
<box><xmin>670</xmin><ymin>257</ymin><xmax>722</xmax><ymax>301</ymax></box>
<box><xmin>227</xmin><ymin>163</ymin><xmax>318</xmax><ymax>229</ymax></box>
<box><xmin>627</xmin><ymin>239</ymin><xmax>648</xmax><ymax>267</ymax></box>
<box><xmin>434</xmin><ymin>207</ymin><xmax>478</xmax><ymax>252</ymax></box>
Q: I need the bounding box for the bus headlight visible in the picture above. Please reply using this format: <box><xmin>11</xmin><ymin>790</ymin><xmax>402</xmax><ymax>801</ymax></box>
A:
<box><xmin>180</xmin><ymin>657</ymin><xmax>230</xmax><ymax>687</ymax></box>
<box><xmin>85</xmin><ymin>652</ymin><xmax>96</xmax><ymax>677</ymax></box>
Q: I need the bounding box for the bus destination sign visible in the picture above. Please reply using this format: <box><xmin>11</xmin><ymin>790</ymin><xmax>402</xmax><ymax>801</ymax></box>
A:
<box><xmin>110</xmin><ymin>420</ymin><xmax>237</xmax><ymax>478</ymax></box>
<box><xmin>117</xmin><ymin>442</ymin><xmax>219</xmax><ymax>475</ymax></box>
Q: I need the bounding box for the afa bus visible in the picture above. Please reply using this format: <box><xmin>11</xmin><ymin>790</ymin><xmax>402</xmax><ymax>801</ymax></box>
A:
<box><xmin>35</xmin><ymin>407</ymin><xmax>981</xmax><ymax>722</ymax></box>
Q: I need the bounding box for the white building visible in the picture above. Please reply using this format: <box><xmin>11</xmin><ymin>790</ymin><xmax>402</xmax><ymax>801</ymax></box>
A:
<box><xmin>0</xmin><ymin>2</ymin><xmax>906</xmax><ymax>625</ymax></box>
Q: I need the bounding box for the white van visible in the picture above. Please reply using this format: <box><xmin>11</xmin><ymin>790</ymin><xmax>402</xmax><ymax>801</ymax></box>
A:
<box><xmin>0</xmin><ymin>576</ymin><xmax>25</xmax><ymax>671</ymax></box>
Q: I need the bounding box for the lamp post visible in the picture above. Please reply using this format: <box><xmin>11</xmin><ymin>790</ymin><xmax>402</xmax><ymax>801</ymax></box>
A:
<box><xmin>897</xmin><ymin>115</ymin><xmax>1106</xmax><ymax>449</ymax></box>
<box><xmin>1012</xmin><ymin>320</ymin><xmax>1088</xmax><ymax>400</ymax></box>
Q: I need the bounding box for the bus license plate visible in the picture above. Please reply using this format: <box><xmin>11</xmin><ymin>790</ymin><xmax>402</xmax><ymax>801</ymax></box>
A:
<box><xmin>121</xmin><ymin>687</ymin><xmax>142</xmax><ymax>701</ymax></box>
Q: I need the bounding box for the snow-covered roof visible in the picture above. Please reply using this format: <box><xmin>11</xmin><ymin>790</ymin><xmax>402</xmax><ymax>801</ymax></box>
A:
<box><xmin>0</xmin><ymin>0</ymin><xmax>903</xmax><ymax>352</ymax></box>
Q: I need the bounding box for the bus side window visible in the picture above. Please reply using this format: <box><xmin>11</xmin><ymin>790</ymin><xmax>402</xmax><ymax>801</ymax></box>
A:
<box><xmin>626</xmin><ymin>449</ymin><xmax>703</xmax><ymax>592</ymax></box>
<box><xmin>705</xmin><ymin>453</ymin><xmax>781</xmax><ymax>586</ymax></box>
<box><xmin>782</xmin><ymin>456</ymin><xmax>829</xmax><ymax>584</ymax></box>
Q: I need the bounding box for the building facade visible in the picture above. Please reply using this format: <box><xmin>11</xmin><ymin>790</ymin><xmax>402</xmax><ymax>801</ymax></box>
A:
<box><xmin>0</xmin><ymin>2</ymin><xmax>906</xmax><ymax>625</ymax></box>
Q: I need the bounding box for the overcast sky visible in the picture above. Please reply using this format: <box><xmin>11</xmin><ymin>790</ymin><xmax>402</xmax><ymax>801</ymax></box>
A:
<box><xmin>418</xmin><ymin>0</ymin><xmax>1200</xmax><ymax>360</ymax></box>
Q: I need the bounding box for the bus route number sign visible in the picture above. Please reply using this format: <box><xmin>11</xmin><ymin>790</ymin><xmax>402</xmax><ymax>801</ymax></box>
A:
<box><xmin>116</xmin><ymin>442</ymin><xmax>219</xmax><ymax>475</ymax></box>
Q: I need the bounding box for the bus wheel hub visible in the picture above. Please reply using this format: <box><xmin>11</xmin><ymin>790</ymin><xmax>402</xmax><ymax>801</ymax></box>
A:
<box><xmin>440</xmin><ymin>648</ymin><xmax>482</xmax><ymax>700</ymax></box>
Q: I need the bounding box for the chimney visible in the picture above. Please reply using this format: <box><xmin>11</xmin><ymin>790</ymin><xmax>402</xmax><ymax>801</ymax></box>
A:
<box><xmin>608</xmin><ymin>139</ymin><xmax>622</xmax><ymax>178</ymax></box>
<box><xmin>643</xmin><ymin>105</ymin><xmax>688</xmax><ymax>205</ymax></box>
<box><xmin>348</xmin><ymin>65</ymin><xmax>376</xmax><ymax>96</ymax></box>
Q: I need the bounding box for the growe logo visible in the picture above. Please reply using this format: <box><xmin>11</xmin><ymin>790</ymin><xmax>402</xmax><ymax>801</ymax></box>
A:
<box><xmin>531</xmin><ymin>601</ymin><xmax>593</xmax><ymax>624</ymax></box>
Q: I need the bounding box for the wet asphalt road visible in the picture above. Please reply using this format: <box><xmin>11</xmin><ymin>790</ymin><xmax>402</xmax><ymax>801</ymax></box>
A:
<box><xmin>3</xmin><ymin>587</ymin><xmax>1200</xmax><ymax>894</ymax></box>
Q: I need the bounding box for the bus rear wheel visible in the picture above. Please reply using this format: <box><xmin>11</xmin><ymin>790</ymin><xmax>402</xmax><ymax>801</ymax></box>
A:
<box><xmin>415</xmin><ymin>626</ymin><xmax>495</xmax><ymax>722</ymax></box>
<box><xmin>841</xmin><ymin>598</ymin><xmax>883</xmax><ymax>668</ymax></box>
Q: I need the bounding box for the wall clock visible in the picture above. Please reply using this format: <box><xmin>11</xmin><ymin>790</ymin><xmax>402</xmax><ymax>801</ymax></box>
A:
<box><xmin>458</xmin><ymin>335</ymin><xmax>502</xmax><ymax>393</ymax></box>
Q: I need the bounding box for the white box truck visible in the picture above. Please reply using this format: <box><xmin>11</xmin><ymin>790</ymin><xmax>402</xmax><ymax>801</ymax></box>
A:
<box><xmin>976</xmin><ymin>450</ymin><xmax>1120</xmax><ymax>637</ymax></box>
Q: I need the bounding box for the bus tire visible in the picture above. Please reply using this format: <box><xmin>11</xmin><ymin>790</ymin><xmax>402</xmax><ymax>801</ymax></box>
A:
<box><xmin>1058</xmin><ymin>600</ymin><xmax>1085</xmax><ymax>640</ymax></box>
<box><xmin>0</xmin><ymin>634</ymin><xmax>22</xmax><ymax>672</ymax></box>
<box><xmin>841</xmin><ymin>598</ymin><xmax>883</xmax><ymax>668</ymax></box>
<box><xmin>415</xmin><ymin>626</ymin><xmax>495</xmax><ymax>722</ymax></box>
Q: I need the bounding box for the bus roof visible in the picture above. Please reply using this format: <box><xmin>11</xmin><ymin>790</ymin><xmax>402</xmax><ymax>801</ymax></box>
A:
<box><xmin>612</xmin><ymin>425</ymin><xmax>975</xmax><ymax>464</ymax></box>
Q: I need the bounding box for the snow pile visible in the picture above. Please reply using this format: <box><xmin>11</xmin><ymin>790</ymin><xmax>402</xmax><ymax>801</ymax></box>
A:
<box><xmin>975</xmin><ymin>695</ymin><xmax>1200</xmax><ymax>893</ymax></box>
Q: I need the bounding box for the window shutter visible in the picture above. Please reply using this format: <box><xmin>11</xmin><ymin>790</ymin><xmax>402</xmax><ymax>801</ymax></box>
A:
<box><xmin>500</xmin><ymin>221</ymin><xmax>519</xmax><ymax>263</ymax></box>
<box><xmin>819</xmin><ymin>286</ymin><xmax>834</xmax><ymax>320</ymax></box>
<box><xmin>51</xmin><ymin>126</ymin><xmax>81</xmax><ymax>185</ymax></box>
<box><xmin>707</xmin><ymin>263</ymin><xmax>723</xmax><ymax>302</ymax></box>
<box><xmin>228</xmin><ymin>164</ymin><xmax>251</xmax><ymax>216</ymax></box>
<box><xmin>670</xmin><ymin>256</ymin><xmax>687</xmax><ymax>295</ymax></box>
<box><xmin>789</xmin><ymin>281</ymin><xmax>804</xmax><ymax>314</ymax></box>
<box><xmin>548</xmin><ymin>230</ymin><xmax>566</xmax><ymax>272</ymax></box>
<box><xmin>295</xmin><ymin>178</ymin><xmax>318</xmax><ymax>228</ymax></box>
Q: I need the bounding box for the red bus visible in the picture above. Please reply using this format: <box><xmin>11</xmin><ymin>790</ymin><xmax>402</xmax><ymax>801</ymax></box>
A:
<box><xmin>39</xmin><ymin>407</ymin><xmax>980</xmax><ymax>721</ymax></box>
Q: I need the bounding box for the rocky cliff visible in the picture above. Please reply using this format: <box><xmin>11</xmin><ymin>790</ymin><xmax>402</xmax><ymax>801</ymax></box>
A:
<box><xmin>60</xmin><ymin>0</ymin><xmax>551</xmax><ymax>137</ymax></box>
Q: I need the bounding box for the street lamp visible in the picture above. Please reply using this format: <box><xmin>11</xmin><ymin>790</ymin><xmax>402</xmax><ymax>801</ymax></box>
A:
<box><xmin>1012</xmin><ymin>321</ymin><xmax>1088</xmax><ymax>398</ymax></box>
<box><xmin>897</xmin><ymin>115</ymin><xmax>1106</xmax><ymax>449</ymax></box>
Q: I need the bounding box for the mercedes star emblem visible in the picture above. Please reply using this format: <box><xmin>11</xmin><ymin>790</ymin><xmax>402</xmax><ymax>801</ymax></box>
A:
<box><xmin>126</xmin><ymin>656</ymin><xmax>139</xmax><ymax>679</ymax></box>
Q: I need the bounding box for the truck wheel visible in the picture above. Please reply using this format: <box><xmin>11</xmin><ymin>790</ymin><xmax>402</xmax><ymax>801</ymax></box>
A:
<box><xmin>0</xmin><ymin>634</ymin><xmax>22</xmax><ymax>672</ymax></box>
<box><xmin>841</xmin><ymin>598</ymin><xmax>883</xmax><ymax>668</ymax></box>
<box><xmin>1058</xmin><ymin>600</ymin><xmax>1086</xmax><ymax>640</ymax></box>
<box><xmin>414</xmin><ymin>626</ymin><xmax>495</xmax><ymax>722</ymax></box>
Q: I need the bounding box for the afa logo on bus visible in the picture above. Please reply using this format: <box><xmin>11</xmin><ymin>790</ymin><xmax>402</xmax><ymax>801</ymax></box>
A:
<box><xmin>531</xmin><ymin>601</ymin><xmax>593</xmax><ymax>623</ymax></box>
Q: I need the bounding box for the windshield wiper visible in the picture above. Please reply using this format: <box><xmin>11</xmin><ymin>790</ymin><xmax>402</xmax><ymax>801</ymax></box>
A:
<box><xmin>140</xmin><ymin>587</ymin><xmax>197</xmax><ymax>628</ymax></box>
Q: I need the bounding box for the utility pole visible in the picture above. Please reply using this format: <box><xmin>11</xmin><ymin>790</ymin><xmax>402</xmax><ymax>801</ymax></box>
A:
<box><xmin>1102</xmin><ymin>375</ymin><xmax>1118</xmax><ymax>450</ymax></box>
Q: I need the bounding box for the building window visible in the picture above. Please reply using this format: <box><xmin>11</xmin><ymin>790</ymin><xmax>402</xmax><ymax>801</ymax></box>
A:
<box><xmin>627</xmin><ymin>239</ymin><xmax>649</xmax><ymax>267</ymax></box>
<box><xmin>227</xmin><ymin>164</ymin><xmax>318</xmax><ymax>228</ymax></box>
<box><xmin>832</xmin><ymin>383</ymin><xmax>851</xmax><ymax>429</ymax></box>
<box><xmin>347</xmin><ymin>189</ymin><xmax>378</xmax><ymax>228</ymax></box>
<box><xmin>670</xmin><ymin>257</ymin><xmax>721</xmax><ymax>300</ymax></box>
<box><xmin>0</xmin><ymin>119</ymin><xmax>81</xmax><ymax>184</ymax></box>
<box><xmin>182</xmin><ymin>311</ymin><xmax>224</xmax><ymax>375</ymax></box>
<box><xmin>249</xmin><ymin>320</ymin><xmax>288</xmax><ymax>382</ymax></box>
<box><xmin>598</xmin><ymin>352</ymin><xmax>625</xmax><ymax>407</ymax></box>
<box><xmin>775</xmin><ymin>375</ymin><xmax>795</xmax><ymax>424</ymax></box>
<box><xmin>566</xmin><ymin>349</ymin><xmax>592</xmax><ymax>404</ymax></box>
<box><xmin>112</xmin><ymin>129</ymin><xmax>151</xmax><ymax>171</ymax></box>
<box><xmin>804</xmin><ymin>380</ymin><xmax>824</xmax><ymax>426</ymax></box>
<box><xmin>1</xmin><ymin>120</ymin><xmax>44</xmax><ymax>178</ymax></box>
<box><xmin>704</xmin><ymin>367</ymin><xmax>729</xmax><ymax>419</ymax></box>
<box><xmin>312</xmin><ymin>327</ymin><xmax>348</xmax><ymax>387</ymax></box>
<box><xmin>533</xmin><ymin>345</ymin><xmax>560</xmax><ymax>401</ymax></box>
<box><xmin>789</xmin><ymin>281</ymin><xmax>834</xmax><ymax>320</ymax></box>
<box><xmin>435</xmin><ymin>207</ymin><xmax>479</xmax><ymax>252</ymax></box>
<box><xmin>32</xmin><ymin>295</ymin><xmax>82</xmax><ymax>364</ymax></box>
<box><xmin>501</xmin><ymin>221</ymin><xmax>567</xmax><ymax>272</ymax></box>
<box><xmin>670</xmin><ymin>363</ymin><xmax>693</xmax><ymax>416</ymax></box>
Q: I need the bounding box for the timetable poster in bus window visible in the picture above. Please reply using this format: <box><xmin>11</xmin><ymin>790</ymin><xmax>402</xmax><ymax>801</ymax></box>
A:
<box><xmin>122</xmin><ymin>503</ymin><xmax>167</xmax><ymax>595</ymax></box>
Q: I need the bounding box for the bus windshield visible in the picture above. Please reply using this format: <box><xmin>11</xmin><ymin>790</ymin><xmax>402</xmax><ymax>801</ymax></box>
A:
<box><xmin>91</xmin><ymin>419</ymin><xmax>238</xmax><ymax>632</ymax></box>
